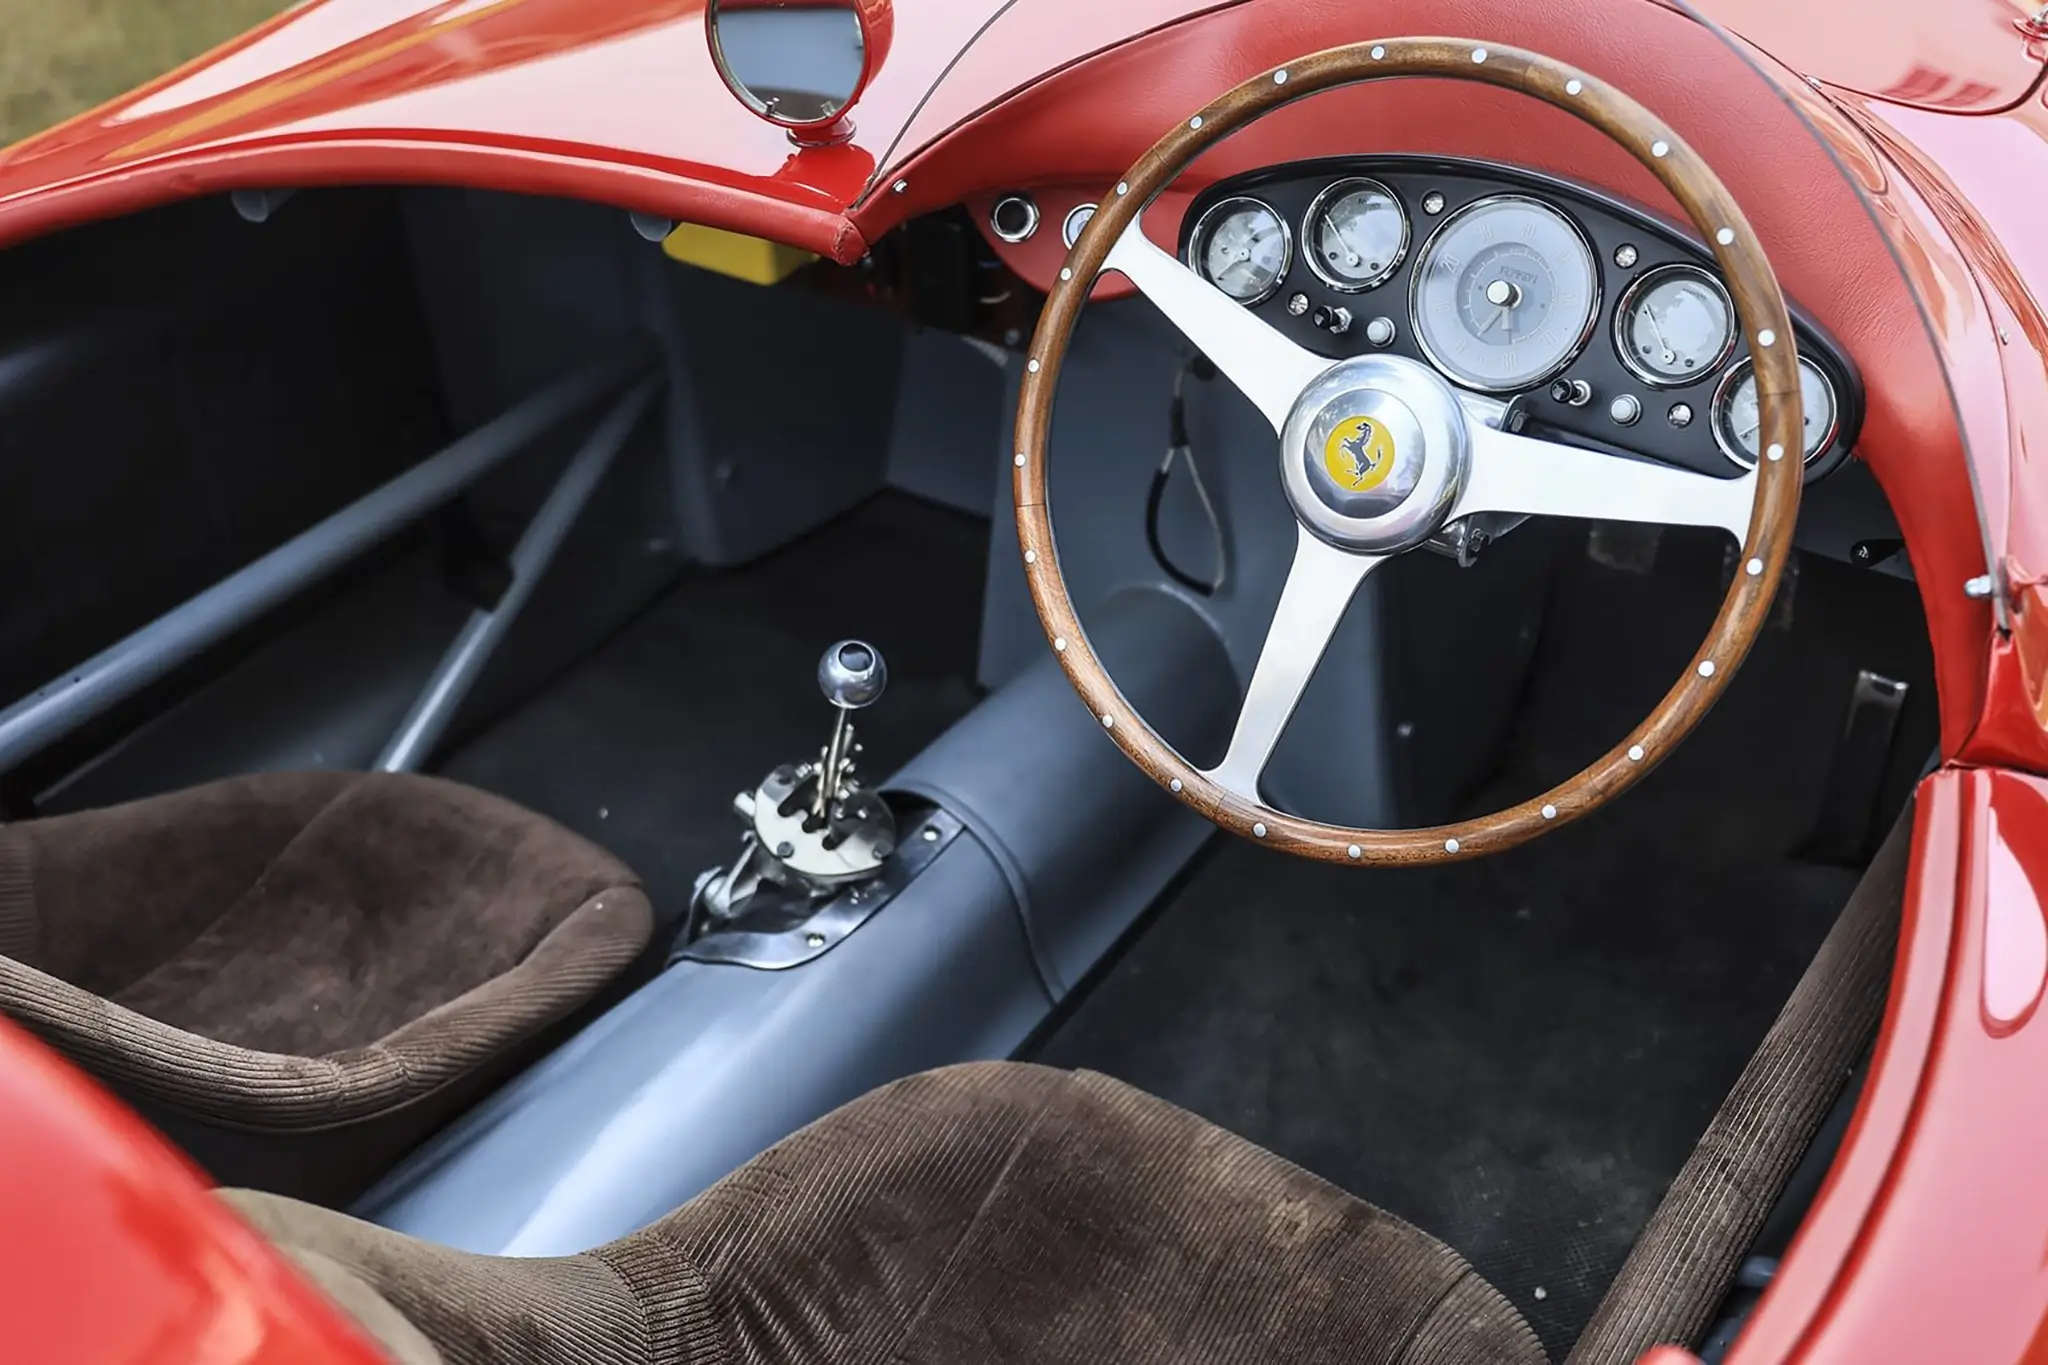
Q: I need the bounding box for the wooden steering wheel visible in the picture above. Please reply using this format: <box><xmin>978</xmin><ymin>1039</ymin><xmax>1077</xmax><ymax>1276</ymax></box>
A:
<box><xmin>1014</xmin><ymin>39</ymin><xmax>1804</xmax><ymax>865</ymax></box>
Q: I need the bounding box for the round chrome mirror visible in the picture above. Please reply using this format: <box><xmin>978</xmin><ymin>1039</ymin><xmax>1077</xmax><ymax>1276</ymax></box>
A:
<box><xmin>706</xmin><ymin>0</ymin><xmax>893</xmax><ymax>145</ymax></box>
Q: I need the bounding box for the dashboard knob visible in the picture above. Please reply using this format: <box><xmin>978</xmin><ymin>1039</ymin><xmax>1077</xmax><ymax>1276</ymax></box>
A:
<box><xmin>1609</xmin><ymin>393</ymin><xmax>1643</xmax><ymax>426</ymax></box>
<box><xmin>1550</xmin><ymin>378</ymin><xmax>1592</xmax><ymax>407</ymax></box>
<box><xmin>1364</xmin><ymin>316</ymin><xmax>1397</xmax><ymax>347</ymax></box>
<box><xmin>1310</xmin><ymin>304</ymin><xmax>1353</xmax><ymax>335</ymax></box>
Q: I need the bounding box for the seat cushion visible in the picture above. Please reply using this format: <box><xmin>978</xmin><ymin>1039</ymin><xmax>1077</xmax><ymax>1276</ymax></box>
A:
<box><xmin>224</xmin><ymin>1062</ymin><xmax>1546</xmax><ymax>1365</ymax></box>
<box><xmin>0</xmin><ymin>771</ymin><xmax>652</xmax><ymax>1201</ymax></box>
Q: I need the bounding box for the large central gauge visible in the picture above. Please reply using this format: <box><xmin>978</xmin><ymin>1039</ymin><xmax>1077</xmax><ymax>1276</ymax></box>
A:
<box><xmin>1410</xmin><ymin>194</ymin><xmax>1599</xmax><ymax>393</ymax></box>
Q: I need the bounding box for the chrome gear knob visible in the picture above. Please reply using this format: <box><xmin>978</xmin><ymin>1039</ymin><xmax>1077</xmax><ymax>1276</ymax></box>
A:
<box><xmin>818</xmin><ymin>639</ymin><xmax>887</xmax><ymax>710</ymax></box>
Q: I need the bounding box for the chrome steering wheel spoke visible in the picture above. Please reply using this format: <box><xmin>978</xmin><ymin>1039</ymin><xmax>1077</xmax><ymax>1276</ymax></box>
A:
<box><xmin>1454</xmin><ymin>422</ymin><xmax>1758</xmax><ymax>541</ymax></box>
<box><xmin>1103</xmin><ymin>219</ymin><xmax>1330</xmax><ymax>434</ymax></box>
<box><xmin>1200</xmin><ymin>523</ymin><xmax>1383</xmax><ymax>800</ymax></box>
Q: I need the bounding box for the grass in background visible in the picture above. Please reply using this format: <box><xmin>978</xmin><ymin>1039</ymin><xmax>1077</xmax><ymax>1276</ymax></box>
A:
<box><xmin>0</xmin><ymin>0</ymin><xmax>296</xmax><ymax>146</ymax></box>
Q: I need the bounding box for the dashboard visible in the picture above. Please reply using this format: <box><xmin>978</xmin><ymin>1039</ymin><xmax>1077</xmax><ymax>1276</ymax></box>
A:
<box><xmin>1172</xmin><ymin>156</ymin><xmax>1862</xmax><ymax>482</ymax></box>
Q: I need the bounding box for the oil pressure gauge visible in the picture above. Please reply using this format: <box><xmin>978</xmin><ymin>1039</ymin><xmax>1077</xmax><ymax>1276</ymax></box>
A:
<box><xmin>1615</xmin><ymin>265</ymin><xmax>1736</xmax><ymax>386</ymax></box>
<box><xmin>1306</xmin><ymin>178</ymin><xmax>1408</xmax><ymax>291</ymax></box>
<box><xmin>1190</xmin><ymin>197</ymin><xmax>1291</xmax><ymax>305</ymax></box>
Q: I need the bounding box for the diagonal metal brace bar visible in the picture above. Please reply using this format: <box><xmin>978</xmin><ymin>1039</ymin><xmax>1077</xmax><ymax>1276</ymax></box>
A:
<box><xmin>0</xmin><ymin>342</ymin><xmax>657</xmax><ymax>777</ymax></box>
<box><xmin>376</xmin><ymin>378</ymin><xmax>662</xmax><ymax>773</ymax></box>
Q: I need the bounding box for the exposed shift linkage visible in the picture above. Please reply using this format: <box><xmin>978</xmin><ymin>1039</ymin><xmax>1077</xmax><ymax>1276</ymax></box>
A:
<box><xmin>813</xmin><ymin>641</ymin><xmax>887</xmax><ymax>818</ymax></box>
<box><xmin>687</xmin><ymin>640</ymin><xmax>900</xmax><ymax>937</ymax></box>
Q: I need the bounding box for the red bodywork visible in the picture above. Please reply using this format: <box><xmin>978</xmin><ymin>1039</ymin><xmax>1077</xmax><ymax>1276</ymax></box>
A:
<box><xmin>0</xmin><ymin>1018</ymin><xmax>385</xmax><ymax>1365</ymax></box>
<box><xmin>0</xmin><ymin>3</ymin><xmax>2043</xmax><ymax>1363</ymax></box>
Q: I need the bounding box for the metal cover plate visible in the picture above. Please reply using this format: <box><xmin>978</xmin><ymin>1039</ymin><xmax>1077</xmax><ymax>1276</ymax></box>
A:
<box><xmin>676</xmin><ymin>807</ymin><xmax>965</xmax><ymax>970</ymax></box>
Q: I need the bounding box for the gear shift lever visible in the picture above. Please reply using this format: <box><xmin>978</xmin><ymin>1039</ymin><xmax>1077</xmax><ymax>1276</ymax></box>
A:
<box><xmin>813</xmin><ymin>640</ymin><xmax>887</xmax><ymax>818</ymax></box>
<box><xmin>685</xmin><ymin>639</ymin><xmax>902</xmax><ymax>940</ymax></box>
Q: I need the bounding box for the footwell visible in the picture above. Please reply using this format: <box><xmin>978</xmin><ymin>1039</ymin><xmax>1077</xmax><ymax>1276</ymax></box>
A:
<box><xmin>1032</xmin><ymin>532</ymin><xmax>1934</xmax><ymax>1356</ymax></box>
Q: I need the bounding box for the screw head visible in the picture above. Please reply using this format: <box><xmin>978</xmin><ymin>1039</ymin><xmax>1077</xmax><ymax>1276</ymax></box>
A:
<box><xmin>1422</xmin><ymin>191</ymin><xmax>1446</xmax><ymax>216</ymax></box>
<box><xmin>1287</xmin><ymin>292</ymin><xmax>1310</xmax><ymax>316</ymax></box>
<box><xmin>805</xmin><ymin>932</ymin><xmax>826</xmax><ymax>948</ymax></box>
<box><xmin>1668</xmin><ymin>403</ymin><xmax>1693</xmax><ymax>428</ymax></box>
<box><xmin>1613</xmin><ymin>243</ymin><xmax>1639</xmax><ymax>269</ymax></box>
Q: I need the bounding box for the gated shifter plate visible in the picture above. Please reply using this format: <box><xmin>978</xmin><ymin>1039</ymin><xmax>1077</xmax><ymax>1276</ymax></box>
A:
<box><xmin>676</xmin><ymin>807</ymin><xmax>965</xmax><ymax>970</ymax></box>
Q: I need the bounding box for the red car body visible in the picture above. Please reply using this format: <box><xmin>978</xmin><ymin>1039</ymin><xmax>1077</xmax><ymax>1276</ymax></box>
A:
<box><xmin>0</xmin><ymin>2</ymin><xmax>2044</xmax><ymax>1361</ymax></box>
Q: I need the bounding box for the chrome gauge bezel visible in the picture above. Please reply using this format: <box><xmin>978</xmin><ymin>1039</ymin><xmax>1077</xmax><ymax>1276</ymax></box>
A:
<box><xmin>1186</xmin><ymin>195</ymin><xmax>1292</xmax><ymax>306</ymax></box>
<box><xmin>1711</xmin><ymin>355</ymin><xmax>1841</xmax><ymax>469</ymax></box>
<box><xmin>1612</xmin><ymin>263</ymin><xmax>1737</xmax><ymax>388</ymax></box>
<box><xmin>1303</xmin><ymin>176</ymin><xmax>1409</xmax><ymax>293</ymax></box>
<box><xmin>1407</xmin><ymin>193</ymin><xmax>1601</xmax><ymax>395</ymax></box>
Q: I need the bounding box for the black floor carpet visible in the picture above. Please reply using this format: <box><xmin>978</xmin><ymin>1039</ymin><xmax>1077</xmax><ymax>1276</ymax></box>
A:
<box><xmin>439</xmin><ymin>494</ymin><xmax>988</xmax><ymax>919</ymax></box>
<box><xmin>1033</xmin><ymin>531</ymin><xmax>1934</xmax><ymax>1358</ymax></box>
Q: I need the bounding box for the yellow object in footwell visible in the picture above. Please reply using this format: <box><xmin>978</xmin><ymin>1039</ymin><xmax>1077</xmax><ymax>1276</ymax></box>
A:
<box><xmin>662</xmin><ymin>222</ymin><xmax>817</xmax><ymax>286</ymax></box>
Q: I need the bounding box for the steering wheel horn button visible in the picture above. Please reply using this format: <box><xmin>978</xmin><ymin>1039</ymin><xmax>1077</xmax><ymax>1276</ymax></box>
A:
<box><xmin>1322</xmin><ymin>414</ymin><xmax>1399</xmax><ymax>493</ymax></box>
<box><xmin>1282</xmin><ymin>354</ymin><xmax>1469</xmax><ymax>553</ymax></box>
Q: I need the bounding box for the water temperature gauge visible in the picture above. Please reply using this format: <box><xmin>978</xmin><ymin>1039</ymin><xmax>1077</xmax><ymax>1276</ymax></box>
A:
<box><xmin>1615</xmin><ymin>265</ymin><xmax>1736</xmax><ymax>386</ymax></box>
<box><xmin>1306</xmin><ymin>178</ymin><xmax>1409</xmax><ymax>292</ymax></box>
<box><xmin>1190</xmin><ymin>197</ymin><xmax>1291</xmax><ymax>305</ymax></box>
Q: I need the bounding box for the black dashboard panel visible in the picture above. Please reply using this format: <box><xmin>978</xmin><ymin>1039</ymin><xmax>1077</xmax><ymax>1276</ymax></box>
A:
<box><xmin>1176</xmin><ymin>155</ymin><xmax>1861</xmax><ymax>482</ymax></box>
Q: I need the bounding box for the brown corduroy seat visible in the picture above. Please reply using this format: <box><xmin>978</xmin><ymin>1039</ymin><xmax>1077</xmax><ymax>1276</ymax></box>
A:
<box><xmin>224</xmin><ymin>1061</ymin><xmax>1545</xmax><ymax>1365</ymax></box>
<box><xmin>0</xmin><ymin>770</ymin><xmax>653</xmax><ymax>1205</ymax></box>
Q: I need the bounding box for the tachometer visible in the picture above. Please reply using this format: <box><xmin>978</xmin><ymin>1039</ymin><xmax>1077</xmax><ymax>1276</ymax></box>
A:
<box><xmin>1615</xmin><ymin>265</ymin><xmax>1735</xmax><ymax>386</ymax></box>
<box><xmin>1305</xmin><ymin>178</ymin><xmax>1408</xmax><ymax>292</ymax></box>
<box><xmin>1190</xmin><ymin>197</ymin><xmax>1291</xmax><ymax>304</ymax></box>
<box><xmin>1410</xmin><ymin>195</ymin><xmax>1598</xmax><ymax>393</ymax></box>
<box><xmin>1712</xmin><ymin>355</ymin><xmax>1838</xmax><ymax>468</ymax></box>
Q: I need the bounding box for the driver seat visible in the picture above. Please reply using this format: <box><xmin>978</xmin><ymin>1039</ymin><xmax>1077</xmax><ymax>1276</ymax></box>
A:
<box><xmin>223</xmin><ymin>1062</ymin><xmax>1544</xmax><ymax>1364</ymax></box>
<box><xmin>0</xmin><ymin>770</ymin><xmax>654</xmax><ymax>1205</ymax></box>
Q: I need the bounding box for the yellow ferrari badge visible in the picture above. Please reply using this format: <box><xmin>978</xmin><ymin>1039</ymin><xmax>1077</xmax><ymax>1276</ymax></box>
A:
<box><xmin>1322</xmin><ymin>415</ymin><xmax>1397</xmax><ymax>492</ymax></box>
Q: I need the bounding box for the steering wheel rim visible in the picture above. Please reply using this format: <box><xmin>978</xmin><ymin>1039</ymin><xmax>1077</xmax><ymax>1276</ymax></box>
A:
<box><xmin>1014</xmin><ymin>37</ymin><xmax>1805</xmax><ymax>865</ymax></box>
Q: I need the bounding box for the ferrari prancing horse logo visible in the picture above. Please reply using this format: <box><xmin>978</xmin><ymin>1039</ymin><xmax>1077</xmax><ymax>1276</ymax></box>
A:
<box><xmin>1322</xmin><ymin>415</ymin><xmax>1398</xmax><ymax>493</ymax></box>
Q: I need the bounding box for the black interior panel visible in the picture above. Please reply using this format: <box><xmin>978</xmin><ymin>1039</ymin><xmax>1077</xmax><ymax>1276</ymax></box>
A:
<box><xmin>0</xmin><ymin>189</ymin><xmax>447</xmax><ymax>709</ymax></box>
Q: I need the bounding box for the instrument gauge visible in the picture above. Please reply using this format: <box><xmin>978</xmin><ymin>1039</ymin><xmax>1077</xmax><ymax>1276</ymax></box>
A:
<box><xmin>1190</xmin><ymin>197</ymin><xmax>1291</xmax><ymax>305</ymax></box>
<box><xmin>1305</xmin><ymin>178</ymin><xmax>1408</xmax><ymax>292</ymax></box>
<box><xmin>1712</xmin><ymin>355</ymin><xmax>1839</xmax><ymax>468</ymax></box>
<box><xmin>1410</xmin><ymin>195</ymin><xmax>1599</xmax><ymax>392</ymax></box>
<box><xmin>1615</xmin><ymin>265</ymin><xmax>1735</xmax><ymax>386</ymax></box>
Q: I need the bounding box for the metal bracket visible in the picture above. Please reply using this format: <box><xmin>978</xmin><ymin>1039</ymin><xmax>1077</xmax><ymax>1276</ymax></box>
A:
<box><xmin>1425</xmin><ymin>510</ymin><xmax>1530</xmax><ymax>566</ymax></box>
<box><xmin>676</xmin><ymin>807</ymin><xmax>964</xmax><ymax>970</ymax></box>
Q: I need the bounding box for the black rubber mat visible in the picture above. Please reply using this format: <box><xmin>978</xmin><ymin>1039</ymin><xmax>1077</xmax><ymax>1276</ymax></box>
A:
<box><xmin>1033</xmin><ymin>531</ymin><xmax>1934</xmax><ymax>1358</ymax></box>
<box><xmin>438</xmin><ymin>494</ymin><xmax>988</xmax><ymax>921</ymax></box>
